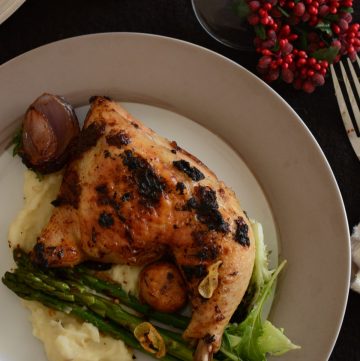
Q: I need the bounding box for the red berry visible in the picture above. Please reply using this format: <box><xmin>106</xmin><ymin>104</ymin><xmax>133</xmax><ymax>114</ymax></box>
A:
<box><xmin>312</xmin><ymin>73</ymin><xmax>325</xmax><ymax>86</ymax></box>
<box><xmin>342</xmin><ymin>13</ymin><xmax>352</xmax><ymax>23</ymax></box>
<box><xmin>261</xmin><ymin>16</ymin><xmax>270</xmax><ymax>25</ymax></box>
<box><xmin>267</xmin><ymin>69</ymin><xmax>280</xmax><ymax>81</ymax></box>
<box><xmin>309</xmin><ymin>17</ymin><xmax>319</xmax><ymax>27</ymax></box>
<box><xmin>282</xmin><ymin>68</ymin><xmax>294</xmax><ymax>83</ymax></box>
<box><xmin>248</xmin><ymin>14</ymin><xmax>260</xmax><ymax>25</ymax></box>
<box><xmin>259</xmin><ymin>9</ymin><xmax>267</xmax><ymax>17</ymax></box>
<box><xmin>298</xmin><ymin>50</ymin><xmax>307</xmax><ymax>58</ymax></box>
<box><xmin>281</xmin><ymin>24</ymin><xmax>291</xmax><ymax>35</ymax></box>
<box><xmin>300</xmin><ymin>67</ymin><xmax>308</xmax><ymax>77</ymax></box>
<box><xmin>270</xmin><ymin>61</ymin><xmax>279</xmax><ymax>69</ymax></box>
<box><xmin>332</xmin><ymin>39</ymin><xmax>341</xmax><ymax>49</ymax></box>
<box><xmin>258</xmin><ymin>56</ymin><xmax>272</xmax><ymax>69</ymax></box>
<box><xmin>338</xmin><ymin>19</ymin><xmax>349</xmax><ymax>31</ymax></box>
<box><xmin>308</xmin><ymin>57</ymin><xmax>317</xmax><ymax>66</ymax></box>
<box><xmin>349</xmin><ymin>51</ymin><xmax>357</xmax><ymax>62</ymax></box>
<box><xmin>262</xmin><ymin>49</ymin><xmax>272</xmax><ymax>56</ymax></box>
<box><xmin>287</xmin><ymin>1</ymin><xmax>295</xmax><ymax>8</ymax></box>
<box><xmin>308</xmin><ymin>5</ymin><xmax>318</xmax><ymax>15</ymax></box>
<box><xmin>307</xmin><ymin>69</ymin><xmax>315</xmax><ymax>77</ymax></box>
<box><xmin>332</xmin><ymin>24</ymin><xmax>340</xmax><ymax>34</ymax></box>
<box><xmin>267</xmin><ymin>29</ymin><xmax>277</xmax><ymax>40</ymax></box>
<box><xmin>329</xmin><ymin>6</ymin><xmax>337</xmax><ymax>14</ymax></box>
<box><xmin>262</xmin><ymin>39</ymin><xmax>275</xmax><ymax>49</ymax></box>
<box><xmin>318</xmin><ymin>4</ymin><xmax>329</xmax><ymax>16</ymax></box>
<box><xmin>351</xmin><ymin>24</ymin><xmax>359</xmax><ymax>32</ymax></box>
<box><xmin>302</xmin><ymin>13</ymin><xmax>311</xmax><ymax>22</ymax></box>
<box><xmin>297</xmin><ymin>58</ymin><xmax>307</xmax><ymax>67</ymax></box>
<box><xmin>263</xmin><ymin>3</ymin><xmax>272</xmax><ymax>11</ymax></box>
<box><xmin>303</xmin><ymin>81</ymin><xmax>315</xmax><ymax>93</ymax></box>
<box><xmin>249</xmin><ymin>1</ymin><xmax>261</xmax><ymax>11</ymax></box>
<box><xmin>294</xmin><ymin>2</ymin><xmax>306</xmax><ymax>16</ymax></box>
<box><xmin>281</xmin><ymin>42</ymin><xmax>294</xmax><ymax>55</ymax></box>
<box><xmin>320</xmin><ymin>60</ymin><xmax>329</xmax><ymax>68</ymax></box>
<box><xmin>279</xmin><ymin>39</ymin><xmax>287</xmax><ymax>48</ymax></box>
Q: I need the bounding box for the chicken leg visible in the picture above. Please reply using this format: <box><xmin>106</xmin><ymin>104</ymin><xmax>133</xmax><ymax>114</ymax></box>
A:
<box><xmin>32</xmin><ymin>96</ymin><xmax>256</xmax><ymax>359</ymax></box>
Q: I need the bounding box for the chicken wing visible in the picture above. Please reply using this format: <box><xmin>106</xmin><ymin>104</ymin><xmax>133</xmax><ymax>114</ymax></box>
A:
<box><xmin>32</xmin><ymin>96</ymin><xmax>256</xmax><ymax>359</ymax></box>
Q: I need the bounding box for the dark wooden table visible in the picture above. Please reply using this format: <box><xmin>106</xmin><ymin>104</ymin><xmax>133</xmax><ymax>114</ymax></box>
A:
<box><xmin>0</xmin><ymin>0</ymin><xmax>359</xmax><ymax>360</ymax></box>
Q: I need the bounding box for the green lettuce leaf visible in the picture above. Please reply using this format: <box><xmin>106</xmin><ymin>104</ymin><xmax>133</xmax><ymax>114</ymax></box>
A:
<box><xmin>258</xmin><ymin>321</ymin><xmax>300</xmax><ymax>356</ymax></box>
<box><xmin>219</xmin><ymin>222</ymin><xmax>300</xmax><ymax>361</ymax></box>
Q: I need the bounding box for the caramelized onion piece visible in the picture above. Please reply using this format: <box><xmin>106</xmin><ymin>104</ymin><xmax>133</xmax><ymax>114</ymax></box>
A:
<box><xmin>20</xmin><ymin>93</ymin><xmax>80</xmax><ymax>174</ymax></box>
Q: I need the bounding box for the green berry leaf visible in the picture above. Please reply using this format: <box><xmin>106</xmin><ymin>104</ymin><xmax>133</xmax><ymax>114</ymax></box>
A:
<box><xmin>315</xmin><ymin>21</ymin><xmax>333</xmax><ymax>36</ymax></box>
<box><xmin>254</xmin><ymin>24</ymin><xmax>266</xmax><ymax>40</ymax></box>
<box><xmin>340</xmin><ymin>6</ymin><xmax>354</xmax><ymax>13</ymax></box>
<box><xmin>271</xmin><ymin>40</ymin><xmax>280</xmax><ymax>52</ymax></box>
<box><xmin>324</xmin><ymin>14</ymin><xmax>339</xmax><ymax>22</ymax></box>
<box><xmin>233</xmin><ymin>0</ymin><xmax>251</xmax><ymax>19</ymax></box>
<box><xmin>311</xmin><ymin>46</ymin><xmax>339</xmax><ymax>63</ymax></box>
<box><xmin>276</xmin><ymin>5</ymin><xmax>290</xmax><ymax>18</ymax></box>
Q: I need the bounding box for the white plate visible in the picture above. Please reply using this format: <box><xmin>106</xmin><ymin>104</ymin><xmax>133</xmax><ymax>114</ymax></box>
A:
<box><xmin>0</xmin><ymin>33</ymin><xmax>350</xmax><ymax>361</ymax></box>
<box><xmin>0</xmin><ymin>0</ymin><xmax>25</xmax><ymax>24</ymax></box>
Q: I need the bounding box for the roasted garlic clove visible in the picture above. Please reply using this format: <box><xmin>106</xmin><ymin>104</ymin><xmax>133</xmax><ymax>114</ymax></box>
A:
<box><xmin>198</xmin><ymin>260</ymin><xmax>223</xmax><ymax>299</ymax></box>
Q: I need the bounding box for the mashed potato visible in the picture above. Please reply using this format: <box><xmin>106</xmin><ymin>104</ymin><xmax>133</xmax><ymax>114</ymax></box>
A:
<box><xmin>8</xmin><ymin>170</ymin><xmax>141</xmax><ymax>361</ymax></box>
<box><xmin>23</xmin><ymin>301</ymin><xmax>132</xmax><ymax>361</ymax></box>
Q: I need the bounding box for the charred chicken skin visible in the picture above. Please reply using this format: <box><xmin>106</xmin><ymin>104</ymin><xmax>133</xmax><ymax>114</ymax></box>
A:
<box><xmin>32</xmin><ymin>96</ymin><xmax>256</xmax><ymax>360</ymax></box>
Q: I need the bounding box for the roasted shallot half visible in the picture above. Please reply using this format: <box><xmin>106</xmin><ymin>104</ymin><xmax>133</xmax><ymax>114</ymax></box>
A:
<box><xmin>19</xmin><ymin>93</ymin><xmax>80</xmax><ymax>174</ymax></box>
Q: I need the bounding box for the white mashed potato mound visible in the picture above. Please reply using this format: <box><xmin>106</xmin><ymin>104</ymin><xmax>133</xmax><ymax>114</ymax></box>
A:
<box><xmin>8</xmin><ymin>170</ymin><xmax>63</xmax><ymax>252</ymax></box>
<box><xmin>105</xmin><ymin>265</ymin><xmax>141</xmax><ymax>295</ymax></box>
<box><xmin>9</xmin><ymin>170</ymin><xmax>140</xmax><ymax>361</ymax></box>
<box><xmin>24</xmin><ymin>300</ymin><xmax>133</xmax><ymax>361</ymax></box>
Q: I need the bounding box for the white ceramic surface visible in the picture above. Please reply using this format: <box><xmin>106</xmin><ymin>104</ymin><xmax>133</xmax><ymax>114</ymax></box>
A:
<box><xmin>0</xmin><ymin>33</ymin><xmax>350</xmax><ymax>361</ymax></box>
<box><xmin>0</xmin><ymin>0</ymin><xmax>25</xmax><ymax>25</ymax></box>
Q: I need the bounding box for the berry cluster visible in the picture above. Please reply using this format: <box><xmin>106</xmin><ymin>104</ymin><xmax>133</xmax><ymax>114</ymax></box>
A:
<box><xmin>243</xmin><ymin>0</ymin><xmax>360</xmax><ymax>92</ymax></box>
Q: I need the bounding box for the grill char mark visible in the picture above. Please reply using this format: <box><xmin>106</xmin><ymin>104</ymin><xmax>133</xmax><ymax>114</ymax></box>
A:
<box><xmin>121</xmin><ymin>150</ymin><xmax>166</xmax><ymax>206</ymax></box>
<box><xmin>187</xmin><ymin>186</ymin><xmax>230</xmax><ymax>233</ymax></box>
<box><xmin>234</xmin><ymin>217</ymin><xmax>250</xmax><ymax>247</ymax></box>
<box><xmin>173</xmin><ymin>160</ymin><xmax>205</xmax><ymax>182</ymax></box>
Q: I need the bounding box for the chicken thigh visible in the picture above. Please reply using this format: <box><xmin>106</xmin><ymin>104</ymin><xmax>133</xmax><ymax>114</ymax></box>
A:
<box><xmin>32</xmin><ymin>96</ymin><xmax>256</xmax><ymax>359</ymax></box>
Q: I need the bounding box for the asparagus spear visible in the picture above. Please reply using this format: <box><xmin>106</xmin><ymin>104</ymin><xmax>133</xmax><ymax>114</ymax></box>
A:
<box><xmin>72</xmin><ymin>266</ymin><xmax>189</xmax><ymax>330</ymax></box>
<box><xmin>14</xmin><ymin>248</ymin><xmax>189</xmax><ymax>330</ymax></box>
<box><xmin>2</xmin><ymin>272</ymin><xmax>179</xmax><ymax>361</ymax></box>
<box><xmin>7</xmin><ymin>253</ymin><xmax>194</xmax><ymax>361</ymax></box>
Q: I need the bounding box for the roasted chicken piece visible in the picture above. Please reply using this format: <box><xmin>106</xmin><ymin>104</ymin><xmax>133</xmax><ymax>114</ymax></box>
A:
<box><xmin>32</xmin><ymin>96</ymin><xmax>256</xmax><ymax>360</ymax></box>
